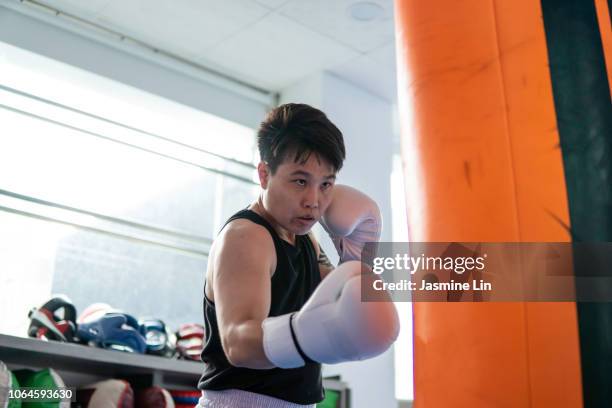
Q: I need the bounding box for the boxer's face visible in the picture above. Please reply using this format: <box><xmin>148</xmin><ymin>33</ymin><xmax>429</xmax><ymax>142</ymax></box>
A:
<box><xmin>258</xmin><ymin>153</ymin><xmax>336</xmax><ymax>236</ymax></box>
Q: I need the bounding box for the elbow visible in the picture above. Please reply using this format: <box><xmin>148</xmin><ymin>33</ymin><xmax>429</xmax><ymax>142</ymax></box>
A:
<box><xmin>226</xmin><ymin>349</ymin><xmax>246</xmax><ymax>367</ymax></box>
<box><xmin>226</xmin><ymin>349</ymin><xmax>251</xmax><ymax>368</ymax></box>
<box><xmin>221</xmin><ymin>335</ymin><xmax>248</xmax><ymax>367</ymax></box>
<box><xmin>220</xmin><ymin>323</ymin><xmax>262</xmax><ymax>369</ymax></box>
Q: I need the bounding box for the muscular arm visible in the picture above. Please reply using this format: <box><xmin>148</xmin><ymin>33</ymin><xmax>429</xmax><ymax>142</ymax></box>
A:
<box><xmin>212</xmin><ymin>221</ymin><xmax>276</xmax><ymax>369</ymax></box>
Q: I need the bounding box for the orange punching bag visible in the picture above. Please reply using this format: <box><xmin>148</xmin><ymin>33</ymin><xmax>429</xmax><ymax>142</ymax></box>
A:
<box><xmin>393</xmin><ymin>0</ymin><xmax>612</xmax><ymax>405</ymax></box>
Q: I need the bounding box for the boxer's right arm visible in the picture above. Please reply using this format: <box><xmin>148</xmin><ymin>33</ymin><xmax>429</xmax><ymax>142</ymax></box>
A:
<box><xmin>213</xmin><ymin>221</ymin><xmax>276</xmax><ymax>369</ymax></box>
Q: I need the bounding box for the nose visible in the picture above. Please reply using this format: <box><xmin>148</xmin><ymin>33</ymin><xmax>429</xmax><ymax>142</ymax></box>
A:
<box><xmin>303</xmin><ymin>186</ymin><xmax>319</xmax><ymax>209</ymax></box>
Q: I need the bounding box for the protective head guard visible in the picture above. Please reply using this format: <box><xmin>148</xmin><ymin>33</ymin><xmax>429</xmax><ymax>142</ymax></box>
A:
<box><xmin>27</xmin><ymin>295</ymin><xmax>77</xmax><ymax>342</ymax></box>
<box><xmin>0</xmin><ymin>360</ymin><xmax>21</xmax><ymax>408</ymax></box>
<box><xmin>76</xmin><ymin>379</ymin><xmax>134</xmax><ymax>408</ymax></box>
<box><xmin>175</xmin><ymin>323</ymin><xmax>204</xmax><ymax>361</ymax></box>
<box><xmin>13</xmin><ymin>368</ymin><xmax>69</xmax><ymax>408</ymax></box>
<box><xmin>135</xmin><ymin>386</ymin><xmax>175</xmax><ymax>408</ymax></box>
<box><xmin>77</xmin><ymin>303</ymin><xmax>114</xmax><ymax>324</ymax></box>
<box><xmin>138</xmin><ymin>318</ymin><xmax>176</xmax><ymax>357</ymax></box>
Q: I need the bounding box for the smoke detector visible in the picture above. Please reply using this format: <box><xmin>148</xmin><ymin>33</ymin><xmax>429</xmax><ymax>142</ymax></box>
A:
<box><xmin>348</xmin><ymin>1</ymin><xmax>385</xmax><ymax>22</ymax></box>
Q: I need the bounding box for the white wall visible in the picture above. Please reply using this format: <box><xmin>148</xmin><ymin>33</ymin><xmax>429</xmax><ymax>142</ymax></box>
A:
<box><xmin>0</xmin><ymin>5</ymin><xmax>268</xmax><ymax>128</ymax></box>
<box><xmin>282</xmin><ymin>72</ymin><xmax>398</xmax><ymax>408</ymax></box>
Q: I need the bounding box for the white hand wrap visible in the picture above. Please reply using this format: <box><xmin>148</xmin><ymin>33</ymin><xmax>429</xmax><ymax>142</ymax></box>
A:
<box><xmin>261</xmin><ymin>313</ymin><xmax>305</xmax><ymax>369</ymax></box>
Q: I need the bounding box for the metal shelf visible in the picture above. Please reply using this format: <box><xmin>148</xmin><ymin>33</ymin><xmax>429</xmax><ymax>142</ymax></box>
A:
<box><xmin>0</xmin><ymin>334</ymin><xmax>351</xmax><ymax>405</ymax></box>
<box><xmin>0</xmin><ymin>334</ymin><xmax>202</xmax><ymax>388</ymax></box>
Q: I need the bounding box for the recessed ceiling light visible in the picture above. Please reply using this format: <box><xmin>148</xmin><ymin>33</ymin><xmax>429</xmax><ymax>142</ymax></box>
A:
<box><xmin>348</xmin><ymin>1</ymin><xmax>385</xmax><ymax>22</ymax></box>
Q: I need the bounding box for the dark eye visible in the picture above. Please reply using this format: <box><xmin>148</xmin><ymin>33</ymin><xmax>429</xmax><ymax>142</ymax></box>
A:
<box><xmin>295</xmin><ymin>179</ymin><xmax>306</xmax><ymax>186</ymax></box>
<box><xmin>322</xmin><ymin>181</ymin><xmax>333</xmax><ymax>190</ymax></box>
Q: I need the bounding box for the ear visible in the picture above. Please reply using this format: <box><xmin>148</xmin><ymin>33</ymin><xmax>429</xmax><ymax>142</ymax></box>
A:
<box><xmin>257</xmin><ymin>161</ymin><xmax>270</xmax><ymax>189</ymax></box>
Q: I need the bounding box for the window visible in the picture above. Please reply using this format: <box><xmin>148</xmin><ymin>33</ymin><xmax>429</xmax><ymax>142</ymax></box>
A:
<box><xmin>0</xmin><ymin>42</ymin><xmax>258</xmax><ymax>335</ymax></box>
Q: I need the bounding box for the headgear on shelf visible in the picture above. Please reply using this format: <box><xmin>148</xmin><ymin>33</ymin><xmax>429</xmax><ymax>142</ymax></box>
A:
<box><xmin>76</xmin><ymin>379</ymin><xmax>134</xmax><ymax>408</ymax></box>
<box><xmin>138</xmin><ymin>317</ymin><xmax>177</xmax><ymax>358</ymax></box>
<box><xmin>175</xmin><ymin>323</ymin><xmax>205</xmax><ymax>361</ymax></box>
<box><xmin>27</xmin><ymin>295</ymin><xmax>78</xmax><ymax>342</ymax></box>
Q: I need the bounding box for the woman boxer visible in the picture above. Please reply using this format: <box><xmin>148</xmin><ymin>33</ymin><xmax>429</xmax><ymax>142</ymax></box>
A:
<box><xmin>197</xmin><ymin>103</ymin><xmax>398</xmax><ymax>408</ymax></box>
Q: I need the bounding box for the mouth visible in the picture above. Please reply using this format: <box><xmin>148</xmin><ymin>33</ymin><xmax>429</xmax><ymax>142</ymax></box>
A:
<box><xmin>296</xmin><ymin>215</ymin><xmax>316</xmax><ymax>224</ymax></box>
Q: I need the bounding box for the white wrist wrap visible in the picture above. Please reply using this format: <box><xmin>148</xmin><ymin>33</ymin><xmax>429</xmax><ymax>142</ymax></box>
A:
<box><xmin>261</xmin><ymin>313</ymin><xmax>305</xmax><ymax>369</ymax></box>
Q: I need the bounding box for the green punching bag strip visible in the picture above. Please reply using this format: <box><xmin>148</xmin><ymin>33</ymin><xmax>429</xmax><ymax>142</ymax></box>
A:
<box><xmin>541</xmin><ymin>0</ymin><xmax>612</xmax><ymax>406</ymax></box>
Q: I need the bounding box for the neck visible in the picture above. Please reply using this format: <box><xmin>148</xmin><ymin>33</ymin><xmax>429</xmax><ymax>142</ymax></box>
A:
<box><xmin>250</xmin><ymin>195</ymin><xmax>296</xmax><ymax>244</ymax></box>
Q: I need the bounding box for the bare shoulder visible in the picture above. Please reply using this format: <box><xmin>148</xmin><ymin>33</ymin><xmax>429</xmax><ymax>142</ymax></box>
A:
<box><xmin>206</xmin><ymin>219</ymin><xmax>276</xmax><ymax>302</ymax></box>
<box><xmin>220</xmin><ymin>218</ymin><xmax>274</xmax><ymax>249</ymax></box>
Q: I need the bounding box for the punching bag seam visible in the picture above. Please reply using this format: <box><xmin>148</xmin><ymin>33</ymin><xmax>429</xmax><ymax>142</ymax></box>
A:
<box><xmin>488</xmin><ymin>1</ymin><xmax>533</xmax><ymax>405</ymax></box>
<box><xmin>488</xmin><ymin>0</ymin><xmax>523</xmax><ymax>243</ymax></box>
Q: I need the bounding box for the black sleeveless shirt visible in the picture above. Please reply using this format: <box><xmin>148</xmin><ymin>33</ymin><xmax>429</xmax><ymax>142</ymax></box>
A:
<box><xmin>198</xmin><ymin>209</ymin><xmax>324</xmax><ymax>404</ymax></box>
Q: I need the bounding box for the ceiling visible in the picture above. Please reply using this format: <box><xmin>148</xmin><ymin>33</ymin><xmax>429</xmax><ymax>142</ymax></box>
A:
<box><xmin>34</xmin><ymin>0</ymin><xmax>398</xmax><ymax>102</ymax></box>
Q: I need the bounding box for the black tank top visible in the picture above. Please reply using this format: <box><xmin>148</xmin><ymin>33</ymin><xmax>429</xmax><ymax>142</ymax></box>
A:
<box><xmin>198</xmin><ymin>209</ymin><xmax>324</xmax><ymax>404</ymax></box>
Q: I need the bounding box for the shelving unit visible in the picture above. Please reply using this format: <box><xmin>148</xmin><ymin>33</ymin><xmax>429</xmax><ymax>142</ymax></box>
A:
<box><xmin>0</xmin><ymin>334</ymin><xmax>351</xmax><ymax>406</ymax></box>
<box><xmin>0</xmin><ymin>334</ymin><xmax>202</xmax><ymax>388</ymax></box>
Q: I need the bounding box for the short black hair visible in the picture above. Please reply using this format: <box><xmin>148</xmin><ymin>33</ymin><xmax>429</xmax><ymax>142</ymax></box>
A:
<box><xmin>257</xmin><ymin>103</ymin><xmax>345</xmax><ymax>174</ymax></box>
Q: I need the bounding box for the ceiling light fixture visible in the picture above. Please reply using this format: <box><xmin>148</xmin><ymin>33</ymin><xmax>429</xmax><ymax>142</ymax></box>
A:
<box><xmin>348</xmin><ymin>1</ymin><xmax>385</xmax><ymax>22</ymax></box>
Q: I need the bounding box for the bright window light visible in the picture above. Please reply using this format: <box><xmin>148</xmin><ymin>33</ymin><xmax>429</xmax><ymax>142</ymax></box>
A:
<box><xmin>0</xmin><ymin>41</ymin><xmax>259</xmax><ymax>337</ymax></box>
